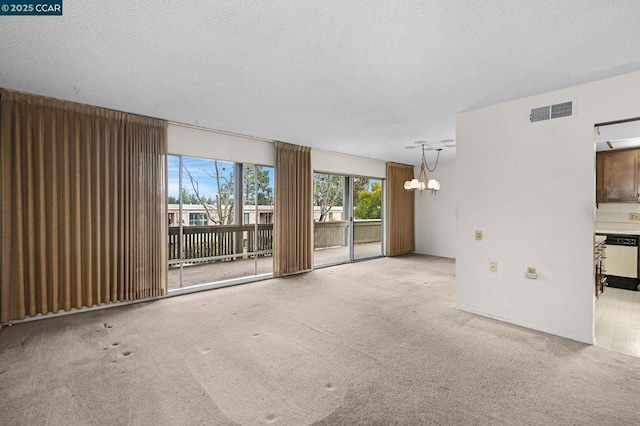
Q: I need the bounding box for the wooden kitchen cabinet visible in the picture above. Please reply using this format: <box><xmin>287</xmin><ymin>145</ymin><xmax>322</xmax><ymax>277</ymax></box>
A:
<box><xmin>596</xmin><ymin>148</ymin><xmax>640</xmax><ymax>203</ymax></box>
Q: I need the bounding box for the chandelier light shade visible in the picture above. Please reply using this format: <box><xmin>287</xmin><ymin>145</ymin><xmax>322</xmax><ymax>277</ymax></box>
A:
<box><xmin>403</xmin><ymin>178</ymin><xmax>425</xmax><ymax>191</ymax></box>
<box><xmin>404</xmin><ymin>144</ymin><xmax>441</xmax><ymax>194</ymax></box>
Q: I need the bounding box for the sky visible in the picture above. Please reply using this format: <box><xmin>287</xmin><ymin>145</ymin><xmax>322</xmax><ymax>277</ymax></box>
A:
<box><xmin>168</xmin><ymin>156</ymin><xmax>381</xmax><ymax>203</ymax></box>
<box><xmin>167</xmin><ymin>155</ymin><xmax>274</xmax><ymax>200</ymax></box>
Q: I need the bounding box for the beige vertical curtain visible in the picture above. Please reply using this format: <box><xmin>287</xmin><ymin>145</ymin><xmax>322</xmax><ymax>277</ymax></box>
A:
<box><xmin>273</xmin><ymin>141</ymin><xmax>312</xmax><ymax>277</ymax></box>
<box><xmin>385</xmin><ymin>162</ymin><xmax>415</xmax><ymax>256</ymax></box>
<box><xmin>0</xmin><ymin>89</ymin><xmax>167</xmax><ymax>322</ymax></box>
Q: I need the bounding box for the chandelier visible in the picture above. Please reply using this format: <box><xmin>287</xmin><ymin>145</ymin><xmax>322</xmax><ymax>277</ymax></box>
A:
<box><xmin>404</xmin><ymin>143</ymin><xmax>441</xmax><ymax>194</ymax></box>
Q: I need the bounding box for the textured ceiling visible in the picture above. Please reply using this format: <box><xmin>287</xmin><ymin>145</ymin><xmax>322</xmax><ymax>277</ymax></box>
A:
<box><xmin>2</xmin><ymin>1</ymin><xmax>640</xmax><ymax>165</ymax></box>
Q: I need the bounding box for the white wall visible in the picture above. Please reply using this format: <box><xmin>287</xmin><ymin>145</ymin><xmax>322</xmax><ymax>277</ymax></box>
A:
<box><xmin>596</xmin><ymin>203</ymin><xmax>640</xmax><ymax>233</ymax></box>
<box><xmin>414</xmin><ymin>161</ymin><xmax>456</xmax><ymax>258</ymax></box>
<box><xmin>168</xmin><ymin>123</ymin><xmax>275</xmax><ymax>166</ymax></box>
<box><xmin>456</xmin><ymin>70</ymin><xmax>640</xmax><ymax>344</ymax></box>
<box><xmin>312</xmin><ymin>149</ymin><xmax>386</xmax><ymax>178</ymax></box>
<box><xmin>167</xmin><ymin>123</ymin><xmax>387</xmax><ymax>179</ymax></box>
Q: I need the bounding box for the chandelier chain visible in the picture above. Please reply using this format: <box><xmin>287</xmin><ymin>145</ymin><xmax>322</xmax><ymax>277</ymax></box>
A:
<box><xmin>423</xmin><ymin>145</ymin><xmax>440</xmax><ymax>173</ymax></box>
<box><xmin>404</xmin><ymin>143</ymin><xmax>441</xmax><ymax>194</ymax></box>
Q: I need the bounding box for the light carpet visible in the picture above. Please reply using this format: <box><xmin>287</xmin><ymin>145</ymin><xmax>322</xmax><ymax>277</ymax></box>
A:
<box><xmin>1</xmin><ymin>254</ymin><xmax>639</xmax><ymax>425</ymax></box>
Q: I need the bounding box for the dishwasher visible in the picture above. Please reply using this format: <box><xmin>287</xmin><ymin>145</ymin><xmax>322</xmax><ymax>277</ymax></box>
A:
<box><xmin>602</xmin><ymin>234</ymin><xmax>639</xmax><ymax>291</ymax></box>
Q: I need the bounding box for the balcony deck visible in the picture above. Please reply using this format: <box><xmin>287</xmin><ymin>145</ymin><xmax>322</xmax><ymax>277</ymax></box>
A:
<box><xmin>168</xmin><ymin>242</ymin><xmax>383</xmax><ymax>290</ymax></box>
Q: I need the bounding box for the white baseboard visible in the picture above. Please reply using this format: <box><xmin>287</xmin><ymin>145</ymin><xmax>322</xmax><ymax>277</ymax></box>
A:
<box><xmin>456</xmin><ymin>304</ymin><xmax>594</xmax><ymax>345</ymax></box>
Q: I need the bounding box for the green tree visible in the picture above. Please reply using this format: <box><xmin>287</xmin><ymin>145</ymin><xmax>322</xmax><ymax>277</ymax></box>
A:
<box><xmin>354</xmin><ymin>182</ymin><xmax>382</xmax><ymax>219</ymax></box>
<box><xmin>353</xmin><ymin>177</ymin><xmax>369</xmax><ymax>194</ymax></box>
<box><xmin>168</xmin><ymin>188</ymin><xmax>210</xmax><ymax>205</ymax></box>
<box><xmin>314</xmin><ymin>173</ymin><xmax>344</xmax><ymax>221</ymax></box>
<box><xmin>243</xmin><ymin>165</ymin><xmax>273</xmax><ymax>205</ymax></box>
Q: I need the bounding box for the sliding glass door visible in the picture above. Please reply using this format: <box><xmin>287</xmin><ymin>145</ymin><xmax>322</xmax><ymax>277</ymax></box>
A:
<box><xmin>353</xmin><ymin>178</ymin><xmax>384</xmax><ymax>260</ymax></box>
<box><xmin>242</xmin><ymin>163</ymin><xmax>275</xmax><ymax>276</ymax></box>
<box><xmin>167</xmin><ymin>155</ymin><xmax>274</xmax><ymax>290</ymax></box>
<box><xmin>313</xmin><ymin>173</ymin><xmax>384</xmax><ymax>267</ymax></box>
<box><xmin>313</xmin><ymin>173</ymin><xmax>350</xmax><ymax>267</ymax></box>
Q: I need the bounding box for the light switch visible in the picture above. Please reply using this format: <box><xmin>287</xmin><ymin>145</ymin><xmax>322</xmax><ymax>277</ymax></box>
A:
<box><xmin>475</xmin><ymin>230</ymin><xmax>483</xmax><ymax>241</ymax></box>
<box><xmin>489</xmin><ymin>261</ymin><xmax>497</xmax><ymax>273</ymax></box>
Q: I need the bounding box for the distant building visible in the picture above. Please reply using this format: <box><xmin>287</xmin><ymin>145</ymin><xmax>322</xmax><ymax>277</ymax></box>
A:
<box><xmin>314</xmin><ymin>206</ymin><xmax>345</xmax><ymax>222</ymax></box>
<box><xmin>167</xmin><ymin>204</ymin><xmax>275</xmax><ymax>226</ymax></box>
<box><xmin>168</xmin><ymin>204</ymin><xmax>344</xmax><ymax>226</ymax></box>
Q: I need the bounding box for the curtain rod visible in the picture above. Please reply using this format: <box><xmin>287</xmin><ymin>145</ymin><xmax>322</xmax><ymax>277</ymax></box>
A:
<box><xmin>169</xmin><ymin>121</ymin><xmax>387</xmax><ymax>164</ymax></box>
<box><xmin>168</xmin><ymin>121</ymin><xmax>275</xmax><ymax>143</ymax></box>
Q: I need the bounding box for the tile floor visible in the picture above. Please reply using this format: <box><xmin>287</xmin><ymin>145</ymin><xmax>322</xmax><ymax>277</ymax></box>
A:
<box><xmin>595</xmin><ymin>287</ymin><xmax>640</xmax><ymax>357</ymax></box>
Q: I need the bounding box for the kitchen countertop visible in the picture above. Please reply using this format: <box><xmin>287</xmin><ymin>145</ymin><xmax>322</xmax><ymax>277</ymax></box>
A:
<box><xmin>596</xmin><ymin>229</ymin><xmax>640</xmax><ymax>236</ymax></box>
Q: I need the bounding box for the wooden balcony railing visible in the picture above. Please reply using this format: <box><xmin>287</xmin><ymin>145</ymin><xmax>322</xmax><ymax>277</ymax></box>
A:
<box><xmin>313</xmin><ymin>221</ymin><xmax>348</xmax><ymax>249</ymax></box>
<box><xmin>169</xmin><ymin>223</ymin><xmax>273</xmax><ymax>261</ymax></box>
<box><xmin>353</xmin><ymin>220</ymin><xmax>382</xmax><ymax>244</ymax></box>
<box><xmin>169</xmin><ymin>220</ymin><xmax>382</xmax><ymax>262</ymax></box>
<box><xmin>313</xmin><ymin>220</ymin><xmax>382</xmax><ymax>249</ymax></box>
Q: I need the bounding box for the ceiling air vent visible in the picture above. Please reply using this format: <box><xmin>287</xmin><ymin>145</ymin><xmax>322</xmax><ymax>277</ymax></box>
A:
<box><xmin>529</xmin><ymin>101</ymin><xmax>574</xmax><ymax>123</ymax></box>
<box><xmin>550</xmin><ymin>101</ymin><xmax>573</xmax><ymax>119</ymax></box>
<box><xmin>530</xmin><ymin>106</ymin><xmax>550</xmax><ymax>122</ymax></box>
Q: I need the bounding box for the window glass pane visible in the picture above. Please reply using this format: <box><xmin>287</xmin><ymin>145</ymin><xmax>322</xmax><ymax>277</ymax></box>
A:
<box><xmin>168</xmin><ymin>266</ymin><xmax>182</xmax><ymax>289</ymax></box>
<box><xmin>167</xmin><ymin>154</ymin><xmax>181</xmax><ymax>214</ymax></box>
<box><xmin>182</xmin><ymin>157</ymin><xmax>235</xmax><ymax>226</ymax></box>
<box><xmin>244</xmin><ymin>164</ymin><xmax>274</xmax><ymax>275</ymax></box>
<box><xmin>314</xmin><ymin>173</ymin><xmax>347</xmax><ymax>222</ymax></box>
<box><xmin>167</xmin><ymin>155</ymin><xmax>181</xmax><ymax>271</ymax></box>
<box><xmin>353</xmin><ymin>177</ymin><xmax>383</xmax><ymax>260</ymax></box>
<box><xmin>169</xmin><ymin>157</ymin><xmax>274</xmax><ymax>290</ymax></box>
<box><xmin>242</xmin><ymin>164</ymin><xmax>275</xmax><ymax>224</ymax></box>
<box><xmin>313</xmin><ymin>173</ymin><xmax>349</xmax><ymax>267</ymax></box>
<box><xmin>188</xmin><ymin>212</ymin><xmax>208</xmax><ymax>226</ymax></box>
<box><xmin>180</xmin><ymin>259</ymin><xmax>259</xmax><ymax>287</ymax></box>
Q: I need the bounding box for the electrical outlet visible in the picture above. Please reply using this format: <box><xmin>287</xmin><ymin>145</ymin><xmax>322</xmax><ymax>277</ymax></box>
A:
<box><xmin>525</xmin><ymin>266</ymin><xmax>537</xmax><ymax>279</ymax></box>
<box><xmin>630</xmin><ymin>213</ymin><xmax>640</xmax><ymax>221</ymax></box>
<box><xmin>489</xmin><ymin>261</ymin><xmax>497</xmax><ymax>273</ymax></box>
<box><xmin>475</xmin><ymin>230</ymin><xmax>483</xmax><ymax>241</ymax></box>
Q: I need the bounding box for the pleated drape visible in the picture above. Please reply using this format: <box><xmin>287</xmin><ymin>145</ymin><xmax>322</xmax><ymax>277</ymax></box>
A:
<box><xmin>0</xmin><ymin>89</ymin><xmax>167</xmax><ymax>322</ymax></box>
<box><xmin>385</xmin><ymin>162</ymin><xmax>415</xmax><ymax>256</ymax></box>
<box><xmin>273</xmin><ymin>141</ymin><xmax>312</xmax><ymax>277</ymax></box>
